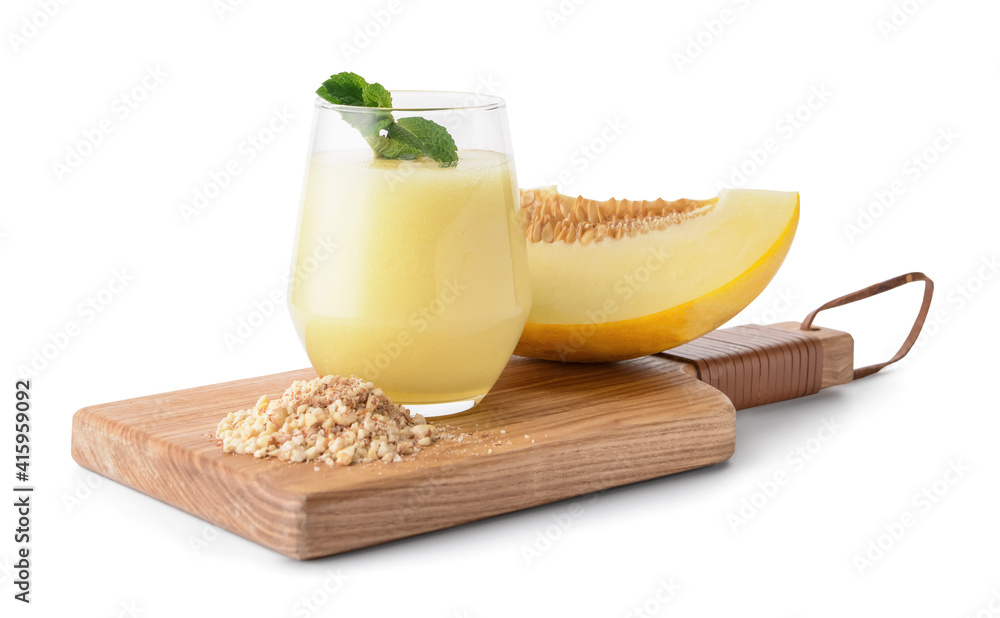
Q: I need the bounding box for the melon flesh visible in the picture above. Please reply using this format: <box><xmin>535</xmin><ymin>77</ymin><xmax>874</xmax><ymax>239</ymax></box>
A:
<box><xmin>515</xmin><ymin>188</ymin><xmax>799</xmax><ymax>362</ymax></box>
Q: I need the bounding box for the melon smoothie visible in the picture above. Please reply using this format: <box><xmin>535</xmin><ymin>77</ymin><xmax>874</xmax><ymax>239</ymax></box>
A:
<box><xmin>289</xmin><ymin>144</ymin><xmax>530</xmax><ymax>409</ymax></box>
<box><xmin>289</xmin><ymin>76</ymin><xmax>531</xmax><ymax>413</ymax></box>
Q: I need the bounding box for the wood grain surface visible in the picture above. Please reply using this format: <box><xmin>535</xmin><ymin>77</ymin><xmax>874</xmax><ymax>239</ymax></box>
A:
<box><xmin>71</xmin><ymin>322</ymin><xmax>854</xmax><ymax>560</ymax></box>
<box><xmin>770</xmin><ymin>322</ymin><xmax>854</xmax><ymax>389</ymax></box>
<box><xmin>72</xmin><ymin>355</ymin><xmax>736</xmax><ymax>560</ymax></box>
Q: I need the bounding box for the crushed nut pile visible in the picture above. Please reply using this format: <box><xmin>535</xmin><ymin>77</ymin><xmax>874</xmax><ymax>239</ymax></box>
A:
<box><xmin>216</xmin><ymin>375</ymin><xmax>438</xmax><ymax>466</ymax></box>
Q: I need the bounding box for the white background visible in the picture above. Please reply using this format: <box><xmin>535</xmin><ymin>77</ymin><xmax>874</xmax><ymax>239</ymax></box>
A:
<box><xmin>2</xmin><ymin>0</ymin><xmax>999</xmax><ymax>616</ymax></box>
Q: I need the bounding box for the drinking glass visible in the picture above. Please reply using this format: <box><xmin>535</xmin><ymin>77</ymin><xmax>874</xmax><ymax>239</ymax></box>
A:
<box><xmin>289</xmin><ymin>91</ymin><xmax>531</xmax><ymax>416</ymax></box>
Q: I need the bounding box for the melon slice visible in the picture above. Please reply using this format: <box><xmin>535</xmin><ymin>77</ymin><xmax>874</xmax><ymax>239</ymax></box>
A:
<box><xmin>515</xmin><ymin>187</ymin><xmax>799</xmax><ymax>362</ymax></box>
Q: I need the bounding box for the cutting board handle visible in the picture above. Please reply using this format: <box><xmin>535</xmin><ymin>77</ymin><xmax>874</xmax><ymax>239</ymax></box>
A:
<box><xmin>800</xmin><ymin>271</ymin><xmax>933</xmax><ymax>380</ymax></box>
<box><xmin>663</xmin><ymin>272</ymin><xmax>934</xmax><ymax>410</ymax></box>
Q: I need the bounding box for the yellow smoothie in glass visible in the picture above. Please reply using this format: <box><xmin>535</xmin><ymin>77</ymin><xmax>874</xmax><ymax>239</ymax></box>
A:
<box><xmin>289</xmin><ymin>149</ymin><xmax>531</xmax><ymax>405</ymax></box>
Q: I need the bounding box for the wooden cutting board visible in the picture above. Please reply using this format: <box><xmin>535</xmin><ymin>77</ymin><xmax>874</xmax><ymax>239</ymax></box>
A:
<box><xmin>71</xmin><ymin>322</ymin><xmax>853</xmax><ymax>560</ymax></box>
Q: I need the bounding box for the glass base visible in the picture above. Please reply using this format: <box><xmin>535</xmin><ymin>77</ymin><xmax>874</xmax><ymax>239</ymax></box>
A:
<box><xmin>404</xmin><ymin>394</ymin><xmax>486</xmax><ymax>418</ymax></box>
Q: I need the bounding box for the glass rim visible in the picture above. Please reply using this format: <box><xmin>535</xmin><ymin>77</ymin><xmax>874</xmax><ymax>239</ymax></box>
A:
<box><xmin>314</xmin><ymin>90</ymin><xmax>506</xmax><ymax>113</ymax></box>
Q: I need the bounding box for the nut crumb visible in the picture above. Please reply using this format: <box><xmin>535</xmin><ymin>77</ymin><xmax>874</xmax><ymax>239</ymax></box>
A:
<box><xmin>216</xmin><ymin>375</ymin><xmax>439</xmax><ymax>467</ymax></box>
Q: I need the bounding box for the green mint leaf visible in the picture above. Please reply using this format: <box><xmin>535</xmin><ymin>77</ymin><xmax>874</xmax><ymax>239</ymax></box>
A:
<box><xmin>315</xmin><ymin>72</ymin><xmax>458</xmax><ymax>166</ymax></box>
<box><xmin>365</xmin><ymin>135</ymin><xmax>426</xmax><ymax>160</ymax></box>
<box><xmin>359</xmin><ymin>83</ymin><xmax>394</xmax><ymax>135</ymax></box>
<box><xmin>315</xmin><ymin>72</ymin><xmax>368</xmax><ymax>106</ymax></box>
<box><xmin>318</xmin><ymin>75</ymin><xmax>392</xmax><ymax>137</ymax></box>
<box><xmin>340</xmin><ymin>108</ymin><xmax>393</xmax><ymax>138</ymax></box>
<box><xmin>386</xmin><ymin>117</ymin><xmax>458</xmax><ymax>166</ymax></box>
<box><xmin>362</xmin><ymin>83</ymin><xmax>392</xmax><ymax>108</ymax></box>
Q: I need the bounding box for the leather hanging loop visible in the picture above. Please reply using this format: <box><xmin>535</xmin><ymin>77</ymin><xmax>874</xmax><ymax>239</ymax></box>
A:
<box><xmin>800</xmin><ymin>272</ymin><xmax>934</xmax><ymax>380</ymax></box>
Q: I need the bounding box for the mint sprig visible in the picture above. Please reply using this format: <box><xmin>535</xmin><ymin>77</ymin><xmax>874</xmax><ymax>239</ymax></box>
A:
<box><xmin>316</xmin><ymin>72</ymin><xmax>367</xmax><ymax>106</ymax></box>
<box><xmin>316</xmin><ymin>72</ymin><xmax>457</xmax><ymax>167</ymax></box>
